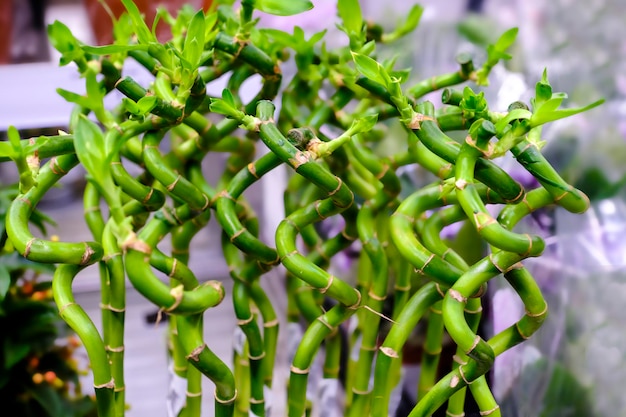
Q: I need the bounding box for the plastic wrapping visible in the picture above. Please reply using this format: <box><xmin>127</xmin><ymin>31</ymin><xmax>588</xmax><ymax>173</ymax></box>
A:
<box><xmin>493</xmin><ymin>197</ymin><xmax>626</xmax><ymax>416</ymax></box>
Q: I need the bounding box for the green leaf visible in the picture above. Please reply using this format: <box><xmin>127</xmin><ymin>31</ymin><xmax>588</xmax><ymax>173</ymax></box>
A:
<box><xmin>74</xmin><ymin>115</ymin><xmax>107</xmax><ymax>184</ymax></box>
<box><xmin>351</xmin><ymin>52</ymin><xmax>390</xmax><ymax>87</ymax></box>
<box><xmin>494</xmin><ymin>108</ymin><xmax>532</xmax><ymax>133</ymax></box>
<box><xmin>47</xmin><ymin>21</ymin><xmax>84</xmax><ymax>66</ymax></box>
<box><xmin>353</xmin><ymin>114</ymin><xmax>378</xmax><ymax>133</ymax></box>
<box><xmin>0</xmin><ymin>264</ymin><xmax>10</xmax><ymax>303</ymax></box>
<box><xmin>3</xmin><ymin>339</ymin><xmax>30</xmax><ymax>369</ymax></box>
<box><xmin>56</xmin><ymin>88</ymin><xmax>91</xmax><ymax>109</ymax></box>
<box><xmin>338</xmin><ymin>0</ymin><xmax>363</xmax><ymax>35</ymax></box>
<box><xmin>383</xmin><ymin>4</ymin><xmax>423</xmax><ymax>42</ymax></box>
<box><xmin>137</xmin><ymin>96</ymin><xmax>158</xmax><ymax>114</ymax></box>
<box><xmin>7</xmin><ymin>126</ymin><xmax>22</xmax><ymax>155</ymax></box>
<box><xmin>29</xmin><ymin>384</ymin><xmax>65</xmax><ymax>417</ymax></box>
<box><xmin>122</xmin><ymin>97</ymin><xmax>141</xmax><ymax>115</ymax></box>
<box><xmin>493</xmin><ymin>27</ymin><xmax>518</xmax><ymax>55</ymax></box>
<box><xmin>183</xmin><ymin>10</ymin><xmax>206</xmax><ymax>67</ymax></box>
<box><xmin>120</xmin><ymin>0</ymin><xmax>156</xmax><ymax>44</ymax></box>
<box><xmin>530</xmin><ymin>99</ymin><xmax>604</xmax><ymax>127</ymax></box>
<box><xmin>255</xmin><ymin>0</ymin><xmax>313</xmax><ymax>16</ymax></box>
<box><xmin>534</xmin><ymin>68</ymin><xmax>552</xmax><ymax>107</ymax></box>
<box><xmin>222</xmin><ymin>88</ymin><xmax>237</xmax><ymax>107</ymax></box>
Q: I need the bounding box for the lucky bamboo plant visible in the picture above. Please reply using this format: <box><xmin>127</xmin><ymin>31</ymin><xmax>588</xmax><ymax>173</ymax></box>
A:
<box><xmin>0</xmin><ymin>0</ymin><xmax>604</xmax><ymax>416</ymax></box>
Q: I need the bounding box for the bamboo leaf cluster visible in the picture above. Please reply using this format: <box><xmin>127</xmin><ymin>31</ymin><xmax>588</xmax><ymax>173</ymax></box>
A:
<box><xmin>0</xmin><ymin>1</ymin><xmax>602</xmax><ymax>416</ymax></box>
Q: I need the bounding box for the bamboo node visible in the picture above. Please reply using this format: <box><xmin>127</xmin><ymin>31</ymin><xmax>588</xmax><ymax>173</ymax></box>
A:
<box><xmin>186</xmin><ymin>391</ymin><xmax>202</xmax><ymax>398</ymax></box>
<box><xmin>186</xmin><ymin>344</ymin><xmax>206</xmax><ymax>362</ymax></box>
<box><xmin>249</xmin><ymin>397</ymin><xmax>265</xmax><ymax>404</ymax></box>
<box><xmin>453</xmin><ymin>354</ymin><xmax>468</xmax><ymax>366</ymax></box>
<box><xmin>316</xmin><ymin>316</ymin><xmax>334</xmax><ymax>330</ymax></box>
<box><xmin>448</xmin><ymin>289</ymin><xmax>467</xmax><ymax>303</ymax></box>
<box><xmin>459</xmin><ymin>365</ymin><xmax>472</xmax><ymax>385</ymax></box>
<box><xmin>315</xmin><ymin>200</ymin><xmax>327</xmax><ymax>220</ymax></box>
<box><xmin>80</xmin><ymin>244</ymin><xmax>97</xmax><ymax>265</ymax></box>
<box><xmin>102</xmin><ymin>252</ymin><xmax>122</xmax><ymax>262</ymax></box>
<box><xmin>352</xmin><ymin>387</ymin><xmax>372</xmax><ymax>395</ymax></box>
<box><xmin>290</xmin><ymin>365</ymin><xmax>310</xmax><ymax>375</ymax></box>
<box><xmin>166</xmin><ymin>175</ymin><xmax>181</xmax><ymax>191</ymax></box>
<box><xmin>328</xmin><ymin>177</ymin><xmax>343</xmax><ymax>197</ymax></box>
<box><xmin>379</xmin><ymin>346</ymin><xmax>399</xmax><ymax>358</ymax></box>
<box><xmin>454</xmin><ymin>179</ymin><xmax>468</xmax><ymax>190</ymax></box>
<box><xmin>319</xmin><ymin>275</ymin><xmax>334</xmax><ymax>294</ymax></box>
<box><xmin>102</xmin><ymin>303</ymin><xmax>125</xmax><ymax>313</ymax></box>
<box><xmin>50</xmin><ymin>157</ymin><xmax>66</xmax><ymax>175</ymax></box>
<box><xmin>348</xmin><ymin>290</ymin><xmax>362</xmax><ymax>310</ymax></box>
<box><xmin>169</xmin><ymin>258</ymin><xmax>178</xmax><ymax>277</ymax></box>
<box><xmin>480</xmin><ymin>405</ymin><xmax>500</xmax><ymax>416</ymax></box>
<box><xmin>288</xmin><ymin>151</ymin><xmax>311</xmax><ymax>169</ymax></box>
<box><xmin>515</xmin><ymin>322</ymin><xmax>530</xmax><ymax>340</ymax></box>
<box><xmin>105</xmin><ymin>345</ymin><xmax>125</xmax><ymax>353</ymax></box>
<box><xmin>123</xmin><ymin>235</ymin><xmax>152</xmax><ymax>254</ymax></box>
<box><xmin>367</xmin><ymin>289</ymin><xmax>387</xmax><ymax>301</ymax></box>
<box><xmin>249</xmin><ymin>352</ymin><xmax>266</xmax><ymax>361</ymax></box>
<box><xmin>141</xmin><ymin>188</ymin><xmax>154</xmax><ymax>204</ymax></box>
<box><xmin>416</xmin><ymin>254</ymin><xmax>435</xmax><ymax>275</ymax></box>
<box><xmin>435</xmin><ymin>283</ymin><xmax>447</xmax><ymax>298</ymax></box>
<box><xmin>408</xmin><ymin>112</ymin><xmax>434</xmax><ymax>129</ymax></box>
<box><xmin>526</xmin><ymin>303</ymin><xmax>548</xmax><ymax>318</ymax></box>
<box><xmin>58</xmin><ymin>302</ymin><xmax>77</xmax><ymax>316</ymax></box>
<box><xmin>464</xmin><ymin>305</ymin><xmax>483</xmax><ymax>314</ymax></box>
<box><xmin>446</xmin><ymin>411</ymin><xmax>465</xmax><ymax>417</ymax></box>
<box><xmin>201</xmin><ymin>193</ymin><xmax>210</xmax><ymax>211</ymax></box>
<box><xmin>229</xmin><ymin>227</ymin><xmax>247</xmax><ymax>242</ymax></box>
<box><xmin>94</xmin><ymin>378</ymin><xmax>115</xmax><ymax>389</ymax></box>
<box><xmin>237</xmin><ymin>315</ymin><xmax>254</xmax><ymax>326</ymax></box>
<box><xmin>264</xmin><ymin>318</ymin><xmax>279</xmax><ymax>328</ymax></box>
<box><xmin>214</xmin><ymin>389</ymin><xmax>237</xmax><ymax>404</ymax></box>
<box><xmin>247</xmin><ymin>162</ymin><xmax>259</xmax><ymax>178</ymax></box>
<box><xmin>165</xmin><ymin>285</ymin><xmax>184</xmax><ymax>312</ymax></box>
<box><xmin>23</xmin><ymin>238</ymin><xmax>36</xmax><ymax>258</ymax></box>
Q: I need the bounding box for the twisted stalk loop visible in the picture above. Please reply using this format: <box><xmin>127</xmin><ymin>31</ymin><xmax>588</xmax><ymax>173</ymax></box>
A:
<box><xmin>0</xmin><ymin>2</ymin><xmax>602</xmax><ymax>417</ymax></box>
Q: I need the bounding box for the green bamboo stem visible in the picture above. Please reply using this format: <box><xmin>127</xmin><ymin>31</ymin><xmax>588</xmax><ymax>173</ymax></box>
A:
<box><xmin>124</xmin><ymin>206</ymin><xmax>225</xmax><ymax>314</ymax></box>
<box><xmin>349</xmin><ymin>138</ymin><xmax>401</xmax><ymax>416</ymax></box>
<box><xmin>390</xmin><ymin>183</ymin><xmax>465</xmax><ymax>288</ymax></box>
<box><xmin>511</xmin><ymin>139</ymin><xmax>589</xmax><ymax>213</ymax></box>
<box><xmin>142</xmin><ymin>130</ymin><xmax>210</xmax><ymax>212</ymax></box>
<box><xmin>288</xmin><ymin>304</ymin><xmax>354</xmax><ymax>417</ymax></box>
<box><xmin>101</xmin><ymin>222</ymin><xmax>126</xmax><ymax>416</ymax></box>
<box><xmin>215</xmin><ymin>152</ymin><xmax>282</xmax><ymax>265</ymax></box>
<box><xmin>414</xmin><ymin>102</ymin><xmax>524</xmax><ymax>203</ymax></box>
<box><xmin>454</xmin><ymin>120</ymin><xmax>545</xmax><ymax>256</ymax></box>
<box><xmin>115</xmin><ymin>76</ymin><xmax>184</xmax><ymax>122</ymax></box>
<box><xmin>417</xmin><ymin>301</ymin><xmax>444</xmax><ymax>401</ymax></box>
<box><xmin>408</xmin><ymin>53</ymin><xmax>475</xmax><ymax>99</ymax></box>
<box><xmin>421</xmin><ymin>205</ymin><xmax>469</xmax><ymax>268</ymax></box>
<box><xmin>53</xmin><ymin>264</ymin><xmax>115</xmax><ymax>417</ymax></box>
<box><xmin>446</xmin><ymin>297</ymin><xmax>483</xmax><ymax>416</ymax></box>
<box><xmin>232</xmin><ymin>280</ymin><xmax>266</xmax><ymax>416</ymax></box>
<box><xmin>0</xmin><ymin>134</ymin><xmax>75</xmax><ymax>163</ymax></box>
<box><xmin>184</xmin><ymin>364</ymin><xmax>203</xmax><ymax>417</ymax></box>
<box><xmin>6</xmin><ymin>154</ymin><xmax>103</xmax><ymax>265</ymax></box>
<box><xmin>176</xmin><ymin>314</ymin><xmax>237</xmax><ymax>417</ymax></box>
<box><xmin>233</xmin><ymin>340</ymin><xmax>251</xmax><ymax>417</ymax></box>
<box><xmin>371</xmin><ymin>282</ymin><xmax>442</xmax><ymax>417</ymax></box>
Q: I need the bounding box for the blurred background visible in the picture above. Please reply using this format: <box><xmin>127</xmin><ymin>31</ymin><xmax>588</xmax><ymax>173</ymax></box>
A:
<box><xmin>0</xmin><ymin>0</ymin><xmax>625</xmax><ymax>416</ymax></box>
